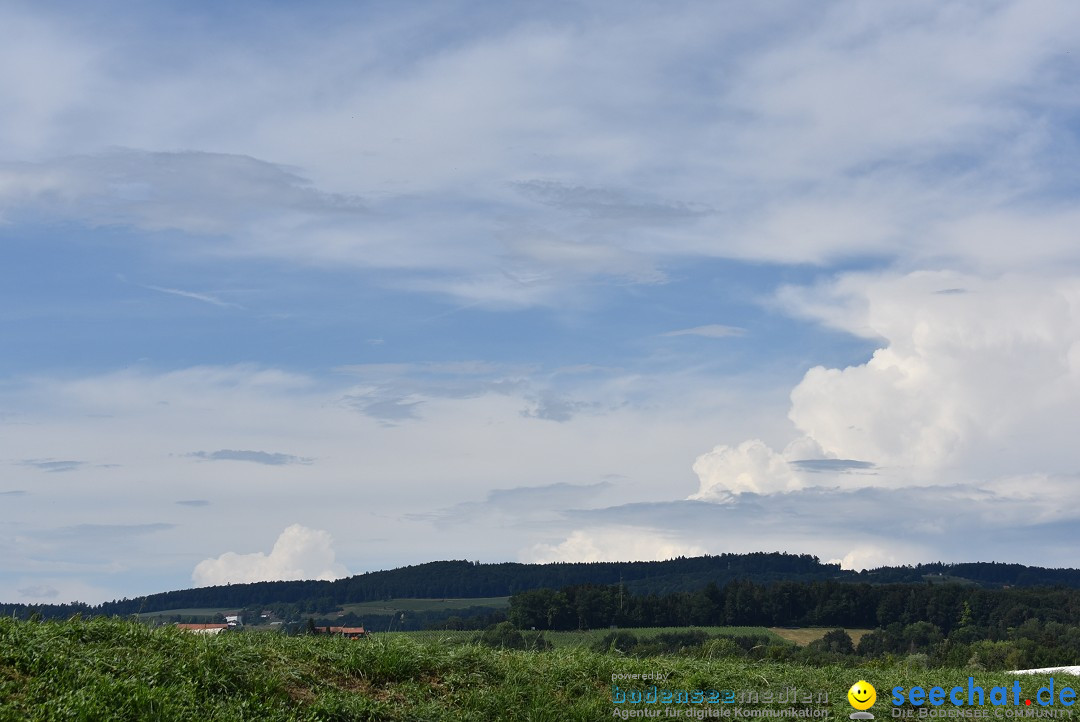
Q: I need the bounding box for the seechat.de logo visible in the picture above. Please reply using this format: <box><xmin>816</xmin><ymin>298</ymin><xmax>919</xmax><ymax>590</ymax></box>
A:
<box><xmin>848</xmin><ymin>680</ymin><xmax>877</xmax><ymax>720</ymax></box>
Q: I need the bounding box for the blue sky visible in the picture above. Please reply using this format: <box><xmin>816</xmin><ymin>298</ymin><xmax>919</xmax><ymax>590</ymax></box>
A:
<box><xmin>3</xmin><ymin>0</ymin><xmax>1080</xmax><ymax>604</ymax></box>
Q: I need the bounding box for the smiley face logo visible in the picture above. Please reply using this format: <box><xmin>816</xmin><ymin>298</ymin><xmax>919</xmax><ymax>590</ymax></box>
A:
<box><xmin>848</xmin><ymin>680</ymin><xmax>876</xmax><ymax>711</ymax></box>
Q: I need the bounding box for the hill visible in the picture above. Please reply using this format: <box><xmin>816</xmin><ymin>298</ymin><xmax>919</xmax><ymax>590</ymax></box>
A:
<box><xmin>5</xmin><ymin>553</ymin><xmax>1080</xmax><ymax>620</ymax></box>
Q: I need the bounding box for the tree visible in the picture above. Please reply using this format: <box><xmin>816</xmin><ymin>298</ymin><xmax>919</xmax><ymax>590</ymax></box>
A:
<box><xmin>809</xmin><ymin>629</ymin><xmax>854</xmax><ymax>655</ymax></box>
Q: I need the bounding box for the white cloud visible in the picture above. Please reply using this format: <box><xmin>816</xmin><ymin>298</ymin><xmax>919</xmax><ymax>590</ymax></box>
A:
<box><xmin>691</xmin><ymin>439</ymin><xmax>802</xmax><ymax>498</ymax></box>
<box><xmin>785</xmin><ymin>272</ymin><xmax>1080</xmax><ymax>478</ymax></box>
<box><xmin>523</xmin><ymin>528</ymin><xmax>706</xmax><ymax>564</ymax></box>
<box><xmin>1</xmin><ymin>3</ymin><xmax>1077</xmax><ymax>308</ymax></box>
<box><xmin>694</xmin><ymin>270</ymin><xmax>1080</xmax><ymax>510</ymax></box>
<box><xmin>192</xmin><ymin>524</ymin><xmax>347</xmax><ymax>586</ymax></box>
<box><xmin>831</xmin><ymin>545</ymin><xmax>908</xmax><ymax>572</ymax></box>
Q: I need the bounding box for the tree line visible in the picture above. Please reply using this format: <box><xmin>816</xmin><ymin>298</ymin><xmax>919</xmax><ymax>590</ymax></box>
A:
<box><xmin>507</xmin><ymin>579</ymin><xmax>1080</xmax><ymax>633</ymax></box>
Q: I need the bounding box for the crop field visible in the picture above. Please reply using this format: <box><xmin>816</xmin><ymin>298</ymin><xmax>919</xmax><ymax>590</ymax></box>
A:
<box><xmin>2</xmin><ymin>617</ymin><xmax>1078</xmax><ymax>721</ymax></box>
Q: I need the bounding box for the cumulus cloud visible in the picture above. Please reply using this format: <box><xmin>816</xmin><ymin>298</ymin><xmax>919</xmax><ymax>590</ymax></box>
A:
<box><xmin>523</xmin><ymin>528</ymin><xmax>706</xmax><ymax>564</ymax></box>
<box><xmin>830</xmin><ymin>545</ymin><xmax>914</xmax><ymax>572</ymax></box>
<box><xmin>784</xmin><ymin>272</ymin><xmax>1080</xmax><ymax>478</ymax></box>
<box><xmin>192</xmin><ymin>524</ymin><xmax>347</xmax><ymax>587</ymax></box>
<box><xmin>694</xmin><ymin>271</ymin><xmax>1080</xmax><ymax>504</ymax></box>
<box><xmin>691</xmin><ymin>439</ymin><xmax>803</xmax><ymax>498</ymax></box>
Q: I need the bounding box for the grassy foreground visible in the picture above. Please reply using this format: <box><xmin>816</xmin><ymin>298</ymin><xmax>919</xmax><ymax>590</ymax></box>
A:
<box><xmin>2</xmin><ymin>617</ymin><xmax>1077</xmax><ymax>721</ymax></box>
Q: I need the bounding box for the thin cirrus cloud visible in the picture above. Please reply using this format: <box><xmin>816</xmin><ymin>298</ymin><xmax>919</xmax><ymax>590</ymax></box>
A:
<box><xmin>141</xmin><ymin>284</ymin><xmax>243</xmax><ymax>309</ymax></box>
<box><xmin>660</xmin><ymin>325</ymin><xmax>746</xmax><ymax>339</ymax></box>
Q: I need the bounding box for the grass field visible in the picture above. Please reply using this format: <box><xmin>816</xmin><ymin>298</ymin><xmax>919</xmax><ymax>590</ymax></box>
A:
<box><xmin>3</xmin><ymin>616</ymin><xmax>1077</xmax><ymax>721</ymax></box>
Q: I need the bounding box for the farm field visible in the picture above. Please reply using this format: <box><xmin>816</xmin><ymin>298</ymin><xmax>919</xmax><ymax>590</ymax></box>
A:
<box><xmin>2</xmin><ymin>616</ymin><xmax>1076</xmax><ymax>721</ymax></box>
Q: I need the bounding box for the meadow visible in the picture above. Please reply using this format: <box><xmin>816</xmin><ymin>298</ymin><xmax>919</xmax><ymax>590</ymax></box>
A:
<box><xmin>3</xmin><ymin>616</ymin><xmax>1078</xmax><ymax>721</ymax></box>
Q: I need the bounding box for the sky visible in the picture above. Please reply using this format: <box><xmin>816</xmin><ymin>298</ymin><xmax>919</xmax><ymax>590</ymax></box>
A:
<box><xmin>2</xmin><ymin>0</ymin><xmax>1080</xmax><ymax>605</ymax></box>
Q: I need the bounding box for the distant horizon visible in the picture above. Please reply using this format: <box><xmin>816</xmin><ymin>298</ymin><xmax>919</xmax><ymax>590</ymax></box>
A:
<box><xmin>4</xmin><ymin>1</ymin><xmax>1080</xmax><ymax>605</ymax></box>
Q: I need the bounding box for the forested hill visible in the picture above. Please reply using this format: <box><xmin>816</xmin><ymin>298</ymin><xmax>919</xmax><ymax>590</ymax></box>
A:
<box><xmin>98</xmin><ymin>552</ymin><xmax>834</xmax><ymax>615</ymax></box>
<box><xmin>7</xmin><ymin>553</ymin><xmax>1080</xmax><ymax>618</ymax></box>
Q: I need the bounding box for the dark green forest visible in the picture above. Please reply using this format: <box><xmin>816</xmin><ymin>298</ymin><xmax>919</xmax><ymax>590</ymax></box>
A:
<box><xmin>503</xmin><ymin>581</ymin><xmax>1080</xmax><ymax>670</ymax></box>
<box><xmin>507</xmin><ymin>579</ymin><xmax>1080</xmax><ymax>632</ymax></box>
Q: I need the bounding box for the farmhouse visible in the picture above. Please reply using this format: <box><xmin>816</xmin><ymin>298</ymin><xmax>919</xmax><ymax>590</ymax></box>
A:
<box><xmin>175</xmin><ymin>623</ymin><xmax>230</xmax><ymax>635</ymax></box>
<box><xmin>314</xmin><ymin>626</ymin><xmax>367</xmax><ymax>639</ymax></box>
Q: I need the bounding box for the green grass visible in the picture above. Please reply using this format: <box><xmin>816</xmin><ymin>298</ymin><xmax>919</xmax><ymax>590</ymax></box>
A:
<box><xmin>2</xmin><ymin>617</ymin><xmax>1078</xmax><ymax>721</ymax></box>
